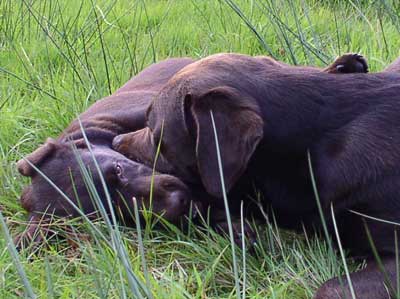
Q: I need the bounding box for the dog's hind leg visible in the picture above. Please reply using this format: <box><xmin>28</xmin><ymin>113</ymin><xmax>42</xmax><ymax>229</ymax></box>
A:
<box><xmin>315</xmin><ymin>257</ymin><xmax>397</xmax><ymax>299</ymax></box>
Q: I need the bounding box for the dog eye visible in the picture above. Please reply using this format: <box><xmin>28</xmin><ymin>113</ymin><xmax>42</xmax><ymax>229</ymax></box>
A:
<box><xmin>115</xmin><ymin>163</ymin><xmax>123</xmax><ymax>177</ymax></box>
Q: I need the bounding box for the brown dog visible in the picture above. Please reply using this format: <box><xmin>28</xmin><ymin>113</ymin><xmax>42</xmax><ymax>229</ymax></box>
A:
<box><xmin>16</xmin><ymin>53</ymin><xmax>366</xmax><ymax>246</ymax></box>
<box><xmin>112</xmin><ymin>53</ymin><xmax>369</xmax><ymax>196</ymax></box>
<box><xmin>16</xmin><ymin>58</ymin><xmax>200</xmax><ymax>246</ymax></box>
<box><xmin>111</xmin><ymin>53</ymin><xmax>369</xmax><ymax>190</ymax></box>
<box><xmin>112</xmin><ymin>53</ymin><xmax>400</xmax><ymax>299</ymax></box>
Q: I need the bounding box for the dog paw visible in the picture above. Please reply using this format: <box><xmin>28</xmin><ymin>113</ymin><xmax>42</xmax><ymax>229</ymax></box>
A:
<box><xmin>325</xmin><ymin>53</ymin><xmax>369</xmax><ymax>74</ymax></box>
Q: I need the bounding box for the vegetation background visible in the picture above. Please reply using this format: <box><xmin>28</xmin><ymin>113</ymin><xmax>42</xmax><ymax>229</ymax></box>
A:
<box><xmin>1</xmin><ymin>0</ymin><xmax>400</xmax><ymax>298</ymax></box>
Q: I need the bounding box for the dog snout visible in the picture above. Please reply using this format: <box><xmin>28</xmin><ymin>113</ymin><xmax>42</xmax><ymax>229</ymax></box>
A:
<box><xmin>162</xmin><ymin>178</ymin><xmax>190</xmax><ymax>207</ymax></box>
<box><xmin>156</xmin><ymin>175</ymin><xmax>193</xmax><ymax>218</ymax></box>
<box><xmin>162</xmin><ymin>189</ymin><xmax>191</xmax><ymax>222</ymax></box>
<box><xmin>167</xmin><ymin>190</ymin><xmax>189</xmax><ymax>209</ymax></box>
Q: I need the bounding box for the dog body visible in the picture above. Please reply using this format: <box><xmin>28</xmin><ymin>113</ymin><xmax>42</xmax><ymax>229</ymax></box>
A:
<box><xmin>113</xmin><ymin>53</ymin><xmax>395</xmax><ymax>201</ymax></box>
<box><xmin>113</xmin><ymin>53</ymin><xmax>400</xmax><ymax>298</ymax></box>
<box><xmin>18</xmin><ymin>53</ymin><xmax>363</xmax><ymax>233</ymax></box>
<box><xmin>17</xmin><ymin>53</ymin><xmax>375</xmax><ymax>297</ymax></box>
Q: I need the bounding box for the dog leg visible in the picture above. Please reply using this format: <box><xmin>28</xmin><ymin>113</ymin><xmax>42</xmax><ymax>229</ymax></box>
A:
<box><xmin>315</xmin><ymin>258</ymin><xmax>397</xmax><ymax>299</ymax></box>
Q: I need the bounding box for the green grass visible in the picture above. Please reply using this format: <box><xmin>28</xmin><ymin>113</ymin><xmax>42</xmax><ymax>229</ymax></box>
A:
<box><xmin>1</xmin><ymin>0</ymin><xmax>400</xmax><ymax>297</ymax></box>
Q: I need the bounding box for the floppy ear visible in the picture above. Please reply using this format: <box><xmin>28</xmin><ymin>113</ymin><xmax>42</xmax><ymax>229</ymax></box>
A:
<box><xmin>187</xmin><ymin>86</ymin><xmax>263</xmax><ymax>198</ymax></box>
<box><xmin>113</xmin><ymin>128</ymin><xmax>156</xmax><ymax>162</ymax></box>
<box><xmin>113</xmin><ymin>128</ymin><xmax>174</xmax><ymax>173</ymax></box>
<box><xmin>17</xmin><ymin>138</ymin><xmax>57</xmax><ymax>177</ymax></box>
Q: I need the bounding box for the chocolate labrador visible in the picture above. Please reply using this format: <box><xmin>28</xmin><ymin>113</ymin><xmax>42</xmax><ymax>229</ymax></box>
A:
<box><xmin>111</xmin><ymin>53</ymin><xmax>369</xmax><ymax>193</ymax></box>
<box><xmin>112</xmin><ymin>53</ymin><xmax>400</xmax><ymax>299</ymax></box>
<box><xmin>16</xmin><ymin>57</ymin><xmax>200</xmax><ymax>245</ymax></box>
<box><xmin>112</xmin><ymin>52</ymin><xmax>369</xmax><ymax>241</ymax></box>
<box><xmin>16</xmin><ymin>53</ymin><xmax>366</xmax><ymax>246</ymax></box>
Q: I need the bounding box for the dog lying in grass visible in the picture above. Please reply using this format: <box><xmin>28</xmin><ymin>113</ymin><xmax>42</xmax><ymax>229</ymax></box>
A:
<box><xmin>112</xmin><ymin>53</ymin><xmax>400</xmax><ymax>299</ymax></box>
<box><xmin>16</xmin><ymin>58</ymin><xmax>199</xmax><ymax>246</ymax></box>
<box><xmin>16</xmin><ymin>53</ymin><xmax>367</xmax><ymax>248</ymax></box>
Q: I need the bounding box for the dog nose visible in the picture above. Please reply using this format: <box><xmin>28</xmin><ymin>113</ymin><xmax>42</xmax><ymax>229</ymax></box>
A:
<box><xmin>168</xmin><ymin>191</ymin><xmax>189</xmax><ymax>208</ymax></box>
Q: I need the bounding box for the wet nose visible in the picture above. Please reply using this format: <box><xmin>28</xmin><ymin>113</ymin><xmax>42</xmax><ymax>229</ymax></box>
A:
<box><xmin>168</xmin><ymin>190</ymin><xmax>189</xmax><ymax>209</ymax></box>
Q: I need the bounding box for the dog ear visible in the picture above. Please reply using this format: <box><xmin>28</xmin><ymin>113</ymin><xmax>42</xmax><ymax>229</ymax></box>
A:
<box><xmin>187</xmin><ymin>86</ymin><xmax>263</xmax><ymax>198</ymax></box>
<box><xmin>17</xmin><ymin>138</ymin><xmax>57</xmax><ymax>177</ymax></box>
<box><xmin>113</xmin><ymin>128</ymin><xmax>174</xmax><ymax>174</ymax></box>
<box><xmin>113</xmin><ymin>128</ymin><xmax>156</xmax><ymax>163</ymax></box>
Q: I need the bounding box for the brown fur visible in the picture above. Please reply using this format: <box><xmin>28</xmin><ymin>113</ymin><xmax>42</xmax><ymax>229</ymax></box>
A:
<box><xmin>112</xmin><ymin>53</ymin><xmax>400</xmax><ymax>299</ymax></box>
<box><xmin>16</xmin><ymin>58</ymin><xmax>199</xmax><ymax>247</ymax></box>
<box><xmin>16</xmin><ymin>53</ymin><xmax>367</xmax><ymax>249</ymax></box>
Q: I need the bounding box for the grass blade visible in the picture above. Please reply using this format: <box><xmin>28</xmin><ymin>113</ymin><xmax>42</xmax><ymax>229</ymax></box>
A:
<box><xmin>210</xmin><ymin>110</ymin><xmax>240</xmax><ymax>299</ymax></box>
<box><xmin>91</xmin><ymin>0</ymin><xmax>112</xmax><ymax>95</ymax></box>
<box><xmin>0</xmin><ymin>210</ymin><xmax>36</xmax><ymax>299</ymax></box>
<box><xmin>240</xmin><ymin>200</ymin><xmax>246</xmax><ymax>299</ymax></box>
<box><xmin>363</xmin><ymin>219</ymin><xmax>397</xmax><ymax>297</ymax></box>
<box><xmin>223</xmin><ymin>0</ymin><xmax>275</xmax><ymax>58</ymax></box>
<box><xmin>133</xmin><ymin>197</ymin><xmax>153</xmax><ymax>299</ymax></box>
<box><xmin>77</xmin><ymin>119</ymin><xmax>147</xmax><ymax>298</ymax></box>
<box><xmin>44</xmin><ymin>255</ymin><xmax>55</xmax><ymax>299</ymax></box>
<box><xmin>330</xmin><ymin>203</ymin><xmax>356</xmax><ymax>299</ymax></box>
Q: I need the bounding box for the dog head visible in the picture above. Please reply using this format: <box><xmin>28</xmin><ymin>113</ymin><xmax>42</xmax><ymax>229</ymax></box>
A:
<box><xmin>113</xmin><ymin>57</ymin><xmax>264</xmax><ymax>198</ymax></box>
<box><xmin>17</xmin><ymin>138</ymin><xmax>199</xmax><ymax>229</ymax></box>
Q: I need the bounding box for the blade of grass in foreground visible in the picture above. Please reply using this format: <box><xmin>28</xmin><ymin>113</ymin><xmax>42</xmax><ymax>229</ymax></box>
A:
<box><xmin>240</xmin><ymin>200</ymin><xmax>247</xmax><ymax>299</ymax></box>
<box><xmin>364</xmin><ymin>219</ymin><xmax>398</xmax><ymax>298</ymax></box>
<box><xmin>77</xmin><ymin>119</ymin><xmax>148</xmax><ymax>298</ymax></box>
<box><xmin>210</xmin><ymin>110</ymin><xmax>241</xmax><ymax>299</ymax></box>
<box><xmin>307</xmin><ymin>150</ymin><xmax>348</xmax><ymax>294</ymax></box>
<box><xmin>44</xmin><ymin>255</ymin><xmax>55</xmax><ymax>299</ymax></box>
<box><xmin>307</xmin><ymin>150</ymin><xmax>334</xmax><ymax>257</ymax></box>
<box><xmin>133</xmin><ymin>197</ymin><xmax>154</xmax><ymax>299</ymax></box>
<box><xmin>0</xmin><ymin>210</ymin><xmax>37</xmax><ymax>299</ymax></box>
<box><xmin>146</xmin><ymin>120</ymin><xmax>165</xmax><ymax>237</ymax></box>
<box><xmin>330</xmin><ymin>203</ymin><xmax>356</xmax><ymax>299</ymax></box>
